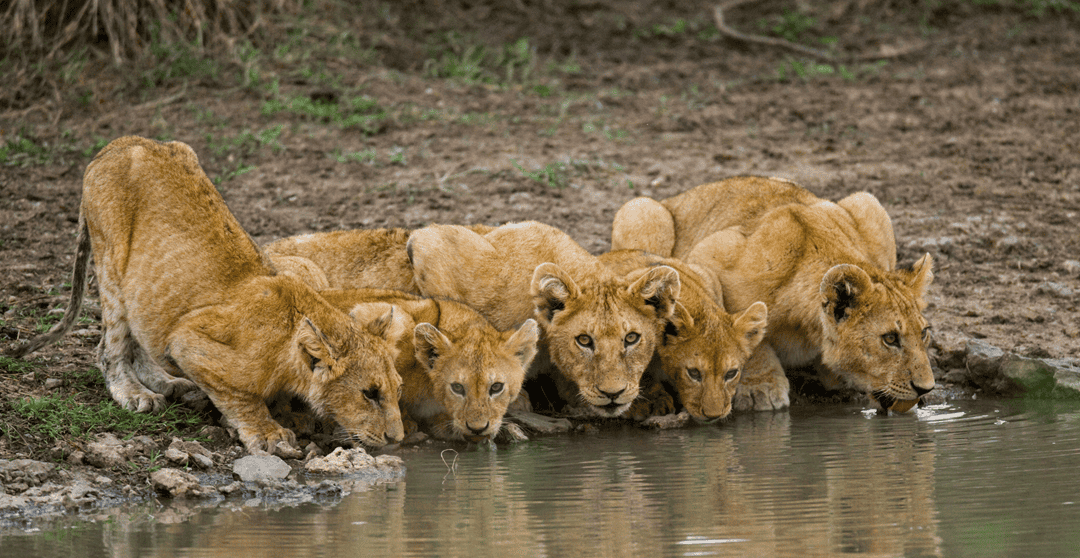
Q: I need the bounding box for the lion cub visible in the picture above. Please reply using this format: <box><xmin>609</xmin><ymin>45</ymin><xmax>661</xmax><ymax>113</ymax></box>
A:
<box><xmin>263</xmin><ymin>224</ymin><xmax>494</xmax><ymax>293</ymax></box>
<box><xmin>319</xmin><ymin>289</ymin><xmax>539</xmax><ymax>442</ymax></box>
<box><xmin>406</xmin><ymin>221</ymin><xmax>682</xmax><ymax>418</ymax></box>
<box><xmin>6</xmin><ymin>137</ymin><xmax>406</xmax><ymax>455</ymax></box>
<box><xmin>599</xmin><ymin>250</ymin><xmax>770</xmax><ymax>421</ymax></box>
<box><xmin>612</xmin><ymin>176</ymin><xmax>934</xmax><ymax>412</ymax></box>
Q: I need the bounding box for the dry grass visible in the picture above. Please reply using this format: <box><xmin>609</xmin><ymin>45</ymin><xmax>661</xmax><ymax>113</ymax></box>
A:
<box><xmin>2</xmin><ymin>0</ymin><xmax>292</xmax><ymax>64</ymax></box>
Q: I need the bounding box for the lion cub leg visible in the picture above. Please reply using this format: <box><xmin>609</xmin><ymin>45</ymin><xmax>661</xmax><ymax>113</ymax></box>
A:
<box><xmin>164</xmin><ymin>332</ymin><xmax>297</xmax><ymax>455</ymax></box>
<box><xmin>132</xmin><ymin>346</ymin><xmax>197</xmax><ymax>398</ymax></box>
<box><xmin>733</xmin><ymin>343</ymin><xmax>790</xmax><ymax>411</ymax></box>
<box><xmin>98</xmin><ymin>289</ymin><xmax>169</xmax><ymax>413</ymax></box>
<box><xmin>611</xmin><ymin>197</ymin><xmax>676</xmax><ymax>255</ymax></box>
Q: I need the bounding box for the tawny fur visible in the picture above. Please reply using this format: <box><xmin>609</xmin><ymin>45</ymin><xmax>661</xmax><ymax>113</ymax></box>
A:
<box><xmin>319</xmin><ymin>289</ymin><xmax>538</xmax><ymax>442</ymax></box>
<box><xmin>6</xmin><ymin>136</ymin><xmax>407</xmax><ymax>454</ymax></box>
<box><xmin>600</xmin><ymin>250</ymin><xmax>771</xmax><ymax>421</ymax></box>
<box><xmin>263</xmin><ymin>224</ymin><xmax>494</xmax><ymax>293</ymax></box>
<box><xmin>405</xmin><ymin>221</ymin><xmax>682</xmax><ymax>418</ymax></box>
<box><xmin>611</xmin><ymin>176</ymin><xmax>934</xmax><ymax>411</ymax></box>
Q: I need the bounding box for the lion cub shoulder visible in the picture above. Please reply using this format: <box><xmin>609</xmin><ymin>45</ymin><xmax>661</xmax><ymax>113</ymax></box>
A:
<box><xmin>406</xmin><ymin>221</ymin><xmax>681</xmax><ymax>418</ymax></box>
<box><xmin>320</xmin><ymin>288</ymin><xmax>538</xmax><ymax>442</ymax></box>
<box><xmin>264</xmin><ymin>224</ymin><xmax>495</xmax><ymax>293</ymax></box>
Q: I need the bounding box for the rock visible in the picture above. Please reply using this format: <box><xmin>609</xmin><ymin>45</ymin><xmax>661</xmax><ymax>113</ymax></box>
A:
<box><xmin>62</xmin><ymin>480</ymin><xmax>100</xmax><ymax>509</ymax></box>
<box><xmin>151</xmin><ymin>468</ymin><xmax>215</xmax><ymax>498</ymax></box>
<box><xmin>0</xmin><ymin>459</ymin><xmax>56</xmax><ymax>488</ymax></box>
<box><xmin>1035</xmin><ymin>281</ymin><xmax>1075</xmax><ymax>298</ymax></box>
<box><xmin>1064</xmin><ymin>260</ymin><xmax>1080</xmax><ymax>276</ymax></box>
<box><xmin>164</xmin><ymin>439</ymin><xmax>215</xmax><ymax>469</ymax></box>
<box><xmin>498</xmin><ymin>422</ymin><xmax>529</xmax><ymax>442</ymax></box>
<box><xmin>641</xmin><ymin>411</ymin><xmax>691</xmax><ymax>429</ymax></box>
<box><xmin>165</xmin><ymin>447</ymin><xmax>189</xmax><ymax>466</ymax></box>
<box><xmin>400</xmin><ymin>431</ymin><xmax>429</xmax><ymax>445</ymax></box>
<box><xmin>272</xmin><ymin>441</ymin><xmax>303</xmax><ymax>460</ymax></box>
<box><xmin>233</xmin><ymin>455</ymin><xmax>291</xmax><ymax>483</ymax></box>
<box><xmin>44</xmin><ymin>378</ymin><xmax>63</xmax><ymax>389</ymax></box>
<box><xmin>505</xmin><ymin>409</ymin><xmax>572</xmax><ymax>434</ymax></box>
<box><xmin>963</xmin><ymin>339</ymin><xmax>1080</xmax><ymax>398</ymax></box>
<box><xmin>303</xmin><ymin>447</ymin><xmax>404</xmax><ymax>479</ymax></box>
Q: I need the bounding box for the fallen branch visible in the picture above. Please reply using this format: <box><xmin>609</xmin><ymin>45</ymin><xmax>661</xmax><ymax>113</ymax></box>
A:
<box><xmin>713</xmin><ymin>1</ymin><xmax>835</xmax><ymax>61</ymax></box>
<box><xmin>712</xmin><ymin>1</ymin><xmax>930</xmax><ymax>63</ymax></box>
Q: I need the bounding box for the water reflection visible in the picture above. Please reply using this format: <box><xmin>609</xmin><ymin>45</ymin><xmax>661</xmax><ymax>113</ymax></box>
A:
<box><xmin>6</xmin><ymin>400</ymin><xmax>1080</xmax><ymax>557</ymax></box>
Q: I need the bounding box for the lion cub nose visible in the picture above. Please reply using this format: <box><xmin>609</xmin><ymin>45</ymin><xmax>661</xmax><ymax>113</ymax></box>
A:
<box><xmin>598</xmin><ymin>387</ymin><xmax>625</xmax><ymax>401</ymax></box>
<box><xmin>467</xmin><ymin>422</ymin><xmax>490</xmax><ymax>436</ymax></box>
<box><xmin>912</xmin><ymin>382</ymin><xmax>934</xmax><ymax>397</ymax></box>
<box><xmin>385</xmin><ymin>432</ymin><xmax>402</xmax><ymax>444</ymax></box>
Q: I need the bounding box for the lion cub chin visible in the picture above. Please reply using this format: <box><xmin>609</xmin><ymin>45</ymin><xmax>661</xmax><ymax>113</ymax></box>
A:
<box><xmin>600</xmin><ymin>250</ymin><xmax>770</xmax><ymax>422</ymax></box>
<box><xmin>318</xmin><ymin>288</ymin><xmax>539</xmax><ymax>443</ymax></box>
<box><xmin>6</xmin><ymin>136</ymin><xmax>407</xmax><ymax>455</ymax></box>
<box><xmin>406</xmin><ymin>221</ymin><xmax>681</xmax><ymax>418</ymax></box>
<box><xmin>612</xmin><ymin>176</ymin><xmax>935</xmax><ymax>413</ymax></box>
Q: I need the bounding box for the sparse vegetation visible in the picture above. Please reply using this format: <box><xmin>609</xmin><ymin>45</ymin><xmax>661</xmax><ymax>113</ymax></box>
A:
<box><xmin>11</xmin><ymin>393</ymin><xmax>202</xmax><ymax>443</ymax></box>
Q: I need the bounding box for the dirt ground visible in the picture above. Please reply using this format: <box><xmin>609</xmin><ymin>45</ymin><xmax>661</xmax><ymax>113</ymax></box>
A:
<box><xmin>1</xmin><ymin>0</ymin><xmax>1078</xmax><ymax>470</ymax></box>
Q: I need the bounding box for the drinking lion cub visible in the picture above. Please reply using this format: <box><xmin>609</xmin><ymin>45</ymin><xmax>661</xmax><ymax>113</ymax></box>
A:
<box><xmin>6</xmin><ymin>136</ymin><xmax>406</xmax><ymax>454</ymax></box>
<box><xmin>612</xmin><ymin>176</ymin><xmax>934</xmax><ymax>412</ymax></box>
<box><xmin>406</xmin><ymin>221</ymin><xmax>682</xmax><ymax>418</ymax></box>
<box><xmin>320</xmin><ymin>289</ymin><xmax>538</xmax><ymax>442</ymax></box>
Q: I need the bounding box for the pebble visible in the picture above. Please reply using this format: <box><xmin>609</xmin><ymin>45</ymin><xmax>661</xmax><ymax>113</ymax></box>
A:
<box><xmin>233</xmin><ymin>455</ymin><xmax>291</xmax><ymax>483</ymax></box>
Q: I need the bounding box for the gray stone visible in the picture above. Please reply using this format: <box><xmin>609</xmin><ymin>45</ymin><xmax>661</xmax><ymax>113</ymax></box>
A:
<box><xmin>0</xmin><ymin>459</ymin><xmax>56</xmax><ymax>487</ymax></box>
<box><xmin>641</xmin><ymin>411</ymin><xmax>691</xmax><ymax>429</ymax></box>
<box><xmin>84</xmin><ymin>433</ymin><xmax>128</xmax><ymax>468</ymax></box>
<box><xmin>304</xmin><ymin>447</ymin><xmax>375</xmax><ymax>475</ymax></box>
<box><xmin>233</xmin><ymin>455</ymin><xmax>291</xmax><ymax>482</ymax></box>
<box><xmin>151</xmin><ymin>468</ymin><xmax>215</xmax><ymax>498</ymax></box>
<box><xmin>963</xmin><ymin>339</ymin><xmax>1080</xmax><ymax>398</ymax></box>
<box><xmin>190</xmin><ymin>453</ymin><xmax>214</xmax><ymax>469</ymax></box>
<box><xmin>165</xmin><ymin>447</ymin><xmax>189</xmax><ymax>466</ymax></box>
<box><xmin>1035</xmin><ymin>281</ymin><xmax>1075</xmax><ymax>298</ymax></box>
<box><xmin>1063</xmin><ymin>260</ymin><xmax>1080</xmax><ymax>276</ymax></box>
<box><xmin>44</xmin><ymin>378</ymin><xmax>63</xmax><ymax>389</ymax></box>
<box><xmin>505</xmin><ymin>409</ymin><xmax>572</xmax><ymax>434</ymax></box>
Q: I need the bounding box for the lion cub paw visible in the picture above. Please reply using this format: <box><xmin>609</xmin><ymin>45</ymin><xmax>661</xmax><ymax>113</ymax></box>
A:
<box><xmin>243</xmin><ymin>426</ymin><xmax>299</xmax><ymax>456</ymax></box>
<box><xmin>733</xmin><ymin>372</ymin><xmax>791</xmax><ymax>411</ymax></box>
<box><xmin>628</xmin><ymin>382</ymin><xmax>676</xmax><ymax>421</ymax></box>
<box><xmin>116</xmin><ymin>391</ymin><xmax>168</xmax><ymax>414</ymax></box>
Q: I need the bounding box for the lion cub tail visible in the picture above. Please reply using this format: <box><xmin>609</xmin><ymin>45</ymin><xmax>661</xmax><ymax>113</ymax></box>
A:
<box><xmin>5</xmin><ymin>215</ymin><xmax>92</xmax><ymax>358</ymax></box>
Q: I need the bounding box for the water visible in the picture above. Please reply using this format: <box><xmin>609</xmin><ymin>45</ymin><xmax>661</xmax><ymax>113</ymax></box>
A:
<box><xmin>5</xmin><ymin>399</ymin><xmax>1080</xmax><ymax>557</ymax></box>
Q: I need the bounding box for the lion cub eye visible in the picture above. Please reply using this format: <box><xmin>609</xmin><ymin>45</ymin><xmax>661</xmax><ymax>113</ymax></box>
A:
<box><xmin>489</xmin><ymin>382</ymin><xmax>504</xmax><ymax>396</ymax></box>
<box><xmin>624</xmin><ymin>332</ymin><xmax>640</xmax><ymax>346</ymax></box>
<box><xmin>576</xmin><ymin>334</ymin><xmax>594</xmax><ymax>349</ymax></box>
<box><xmin>882</xmin><ymin>332</ymin><xmax>901</xmax><ymax>348</ymax></box>
<box><xmin>724</xmin><ymin>368</ymin><xmax>739</xmax><ymax>382</ymax></box>
<box><xmin>687</xmin><ymin>368</ymin><xmax>702</xmax><ymax>382</ymax></box>
<box><xmin>362</xmin><ymin>387</ymin><xmax>381</xmax><ymax>403</ymax></box>
<box><xmin>450</xmin><ymin>383</ymin><xmax>466</xmax><ymax>396</ymax></box>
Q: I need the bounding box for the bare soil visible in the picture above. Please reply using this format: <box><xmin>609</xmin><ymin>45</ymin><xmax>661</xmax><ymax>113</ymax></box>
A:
<box><xmin>0</xmin><ymin>0</ymin><xmax>1078</xmax><ymax>483</ymax></box>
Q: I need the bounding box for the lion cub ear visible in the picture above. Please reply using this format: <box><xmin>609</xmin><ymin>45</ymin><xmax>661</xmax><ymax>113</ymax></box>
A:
<box><xmin>732</xmin><ymin>301</ymin><xmax>768</xmax><ymax>352</ymax></box>
<box><xmin>664</xmin><ymin>301</ymin><xmax>695</xmax><ymax>342</ymax></box>
<box><xmin>414</xmin><ymin>323</ymin><xmax>453</xmax><ymax>371</ymax></box>
<box><xmin>820</xmin><ymin>264</ymin><xmax>873</xmax><ymax>324</ymax></box>
<box><xmin>298</xmin><ymin>318</ymin><xmax>338</xmax><ymax>381</ymax></box>
<box><xmin>906</xmin><ymin>253</ymin><xmax>934</xmax><ymax>298</ymax></box>
<box><xmin>531</xmin><ymin>263</ymin><xmax>580</xmax><ymax>324</ymax></box>
<box><xmin>506</xmin><ymin>319</ymin><xmax>540</xmax><ymax>369</ymax></box>
<box><xmin>348</xmin><ymin>302</ymin><xmax>408</xmax><ymax>345</ymax></box>
<box><xmin>629</xmin><ymin>265</ymin><xmax>681</xmax><ymax>321</ymax></box>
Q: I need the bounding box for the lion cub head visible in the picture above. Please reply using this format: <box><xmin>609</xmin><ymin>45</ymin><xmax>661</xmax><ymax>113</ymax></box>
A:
<box><xmin>660</xmin><ymin>300</ymin><xmax>768</xmax><ymax>421</ymax></box>
<box><xmin>818</xmin><ymin>255</ymin><xmax>935</xmax><ymax>412</ymax></box>
<box><xmin>603</xmin><ymin>251</ymin><xmax>768</xmax><ymax>421</ymax></box>
<box><xmin>531</xmin><ymin>262</ymin><xmax>680</xmax><ymax>417</ymax></box>
<box><xmin>293</xmin><ymin>301</ymin><xmax>408</xmax><ymax>449</ymax></box>
<box><xmin>413</xmin><ymin>317</ymin><xmax>539</xmax><ymax>441</ymax></box>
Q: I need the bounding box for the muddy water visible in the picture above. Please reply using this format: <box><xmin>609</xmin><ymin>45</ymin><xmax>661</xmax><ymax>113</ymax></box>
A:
<box><xmin>7</xmin><ymin>399</ymin><xmax>1080</xmax><ymax>557</ymax></box>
